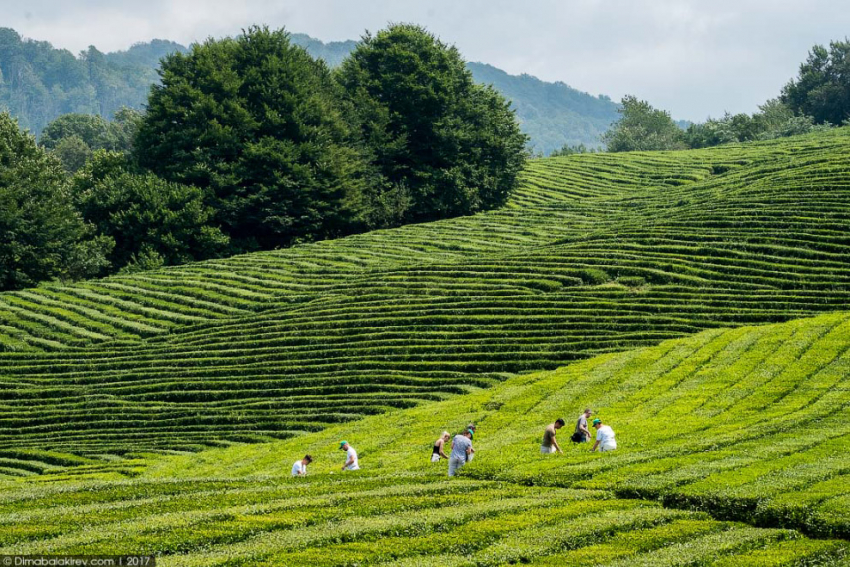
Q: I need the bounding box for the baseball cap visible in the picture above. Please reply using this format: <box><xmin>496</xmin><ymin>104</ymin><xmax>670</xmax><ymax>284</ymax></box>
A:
<box><xmin>592</xmin><ymin>419</ymin><xmax>602</xmax><ymax>425</ymax></box>
<box><xmin>339</xmin><ymin>440</ymin><xmax>348</xmax><ymax>448</ymax></box>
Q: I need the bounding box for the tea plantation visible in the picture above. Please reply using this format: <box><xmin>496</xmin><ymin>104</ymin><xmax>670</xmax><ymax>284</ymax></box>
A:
<box><xmin>2</xmin><ymin>130</ymin><xmax>850</xmax><ymax>458</ymax></box>
<box><xmin>1</xmin><ymin>129</ymin><xmax>850</xmax><ymax>564</ymax></box>
<box><xmin>1</xmin><ymin>313</ymin><xmax>848</xmax><ymax>565</ymax></box>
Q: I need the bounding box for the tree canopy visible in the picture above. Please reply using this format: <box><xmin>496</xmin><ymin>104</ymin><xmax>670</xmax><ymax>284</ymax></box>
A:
<box><xmin>72</xmin><ymin>151</ymin><xmax>229</xmax><ymax>271</ymax></box>
<box><xmin>40</xmin><ymin>108</ymin><xmax>141</xmax><ymax>172</ymax></box>
<box><xmin>337</xmin><ymin>24</ymin><xmax>527</xmax><ymax>223</ymax></box>
<box><xmin>782</xmin><ymin>39</ymin><xmax>850</xmax><ymax>125</ymax></box>
<box><xmin>602</xmin><ymin>96</ymin><xmax>687</xmax><ymax>152</ymax></box>
<box><xmin>134</xmin><ymin>26</ymin><xmax>371</xmax><ymax>251</ymax></box>
<box><xmin>0</xmin><ymin>112</ymin><xmax>111</xmax><ymax>291</ymax></box>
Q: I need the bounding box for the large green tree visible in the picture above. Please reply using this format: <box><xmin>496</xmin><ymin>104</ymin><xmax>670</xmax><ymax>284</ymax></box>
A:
<box><xmin>782</xmin><ymin>40</ymin><xmax>850</xmax><ymax>125</ymax></box>
<box><xmin>337</xmin><ymin>24</ymin><xmax>527</xmax><ymax>224</ymax></box>
<box><xmin>134</xmin><ymin>26</ymin><xmax>370</xmax><ymax>251</ymax></box>
<box><xmin>72</xmin><ymin>151</ymin><xmax>229</xmax><ymax>272</ymax></box>
<box><xmin>0</xmin><ymin>112</ymin><xmax>111</xmax><ymax>291</ymax></box>
<box><xmin>602</xmin><ymin>96</ymin><xmax>687</xmax><ymax>152</ymax></box>
<box><xmin>40</xmin><ymin>108</ymin><xmax>142</xmax><ymax>172</ymax></box>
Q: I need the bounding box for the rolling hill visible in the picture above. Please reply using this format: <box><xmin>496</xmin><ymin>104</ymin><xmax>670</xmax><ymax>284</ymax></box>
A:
<box><xmin>0</xmin><ymin>311</ymin><xmax>847</xmax><ymax>565</ymax></box>
<box><xmin>1</xmin><ymin>130</ymin><xmax>849</xmax><ymax>564</ymax></box>
<box><xmin>0</xmin><ymin>129</ymin><xmax>849</xmax><ymax>459</ymax></box>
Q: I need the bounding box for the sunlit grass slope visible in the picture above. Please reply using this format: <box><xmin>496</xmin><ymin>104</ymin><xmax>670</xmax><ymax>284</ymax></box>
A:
<box><xmin>2</xmin><ymin>129</ymin><xmax>850</xmax><ymax>458</ymax></box>
<box><xmin>1</xmin><ymin>312</ymin><xmax>848</xmax><ymax>565</ymax></box>
<box><xmin>145</xmin><ymin>311</ymin><xmax>850</xmax><ymax>539</ymax></box>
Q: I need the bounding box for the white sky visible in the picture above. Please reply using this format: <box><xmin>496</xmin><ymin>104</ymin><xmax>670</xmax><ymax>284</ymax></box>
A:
<box><xmin>2</xmin><ymin>0</ymin><xmax>848</xmax><ymax>121</ymax></box>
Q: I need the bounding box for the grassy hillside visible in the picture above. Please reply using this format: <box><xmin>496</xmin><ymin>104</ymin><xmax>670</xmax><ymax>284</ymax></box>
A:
<box><xmin>1</xmin><ymin>130</ymin><xmax>850</xmax><ymax>456</ymax></box>
<box><xmin>143</xmin><ymin>310</ymin><xmax>850</xmax><ymax>539</ymax></box>
<box><xmin>1</xmin><ymin>312</ymin><xmax>848</xmax><ymax>565</ymax></box>
<box><xmin>1</xmin><ymin>130</ymin><xmax>850</xmax><ymax>565</ymax></box>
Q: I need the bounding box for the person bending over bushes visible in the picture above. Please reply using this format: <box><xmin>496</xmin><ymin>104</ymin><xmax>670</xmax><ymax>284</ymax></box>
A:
<box><xmin>541</xmin><ymin>418</ymin><xmax>565</xmax><ymax>454</ymax></box>
<box><xmin>448</xmin><ymin>429</ymin><xmax>474</xmax><ymax>477</ymax></box>
<box><xmin>292</xmin><ymin>455</ymin><xmax>312</xmax><ymax>476</ymax></box>
<box><xmin>572</xmin><ymin>408</ymin><xmax>594</xmax><ymax>443</ymax></box>
<box><xmin>431</xmin><ymin>431</ymin><xmax>451</xmax><ymax>462</ymax></box>
<box><xmin>339</xmin><ymin>441</ymin><xmax>360</xmax><ymax>471</ymax></box>
<box><xmin>591</xmin><ymin>419</ymin><xmax>617</xmax><ymax>452</ymax></box>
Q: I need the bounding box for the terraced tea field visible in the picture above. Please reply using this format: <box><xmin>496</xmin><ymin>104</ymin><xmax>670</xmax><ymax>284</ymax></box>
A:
<box><xmin>2</xmin><ymin>476</ymin><xmax>847</xmax><ymax>566</ymax></box>
<box><xmin>3</xmin><ymin>130</ymin><xmax>850</xmax><ymax>564</ymax></box>
<box><xmin>2</xmin><ymin>130</ymin><xmax>850</xmax><ymax>458</ymax></box>
<box><xmin>1</xmin><ymin>313</ymin><xmax>848</xmax><ymax>565</ymax></box>
<box><xmin>147</xmin><ymin>311</ymin><xmax>850</xmax><ymax>539</ymax></box>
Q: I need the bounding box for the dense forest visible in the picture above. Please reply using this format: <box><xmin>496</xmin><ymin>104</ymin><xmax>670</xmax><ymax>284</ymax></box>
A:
<box><xmin>0</xmin><ymin>28</ymin><xmax>185</xmax><ymax>135</ymax></box>
<box><xmin>1</xmin><ymin>25</ymin><xmax>527</xmax><ymax>290</ymax></box>
<box><xmin>0</xmin><ymin>27</ymin><xmax>616</xmax><ymax>153</ymax></box>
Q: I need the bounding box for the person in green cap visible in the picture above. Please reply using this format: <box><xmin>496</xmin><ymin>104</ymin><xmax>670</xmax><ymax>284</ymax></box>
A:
<box><xmin>448</xmin><ymin>429</ymin><xmax>474</xmax><ymax>477</ymax></box>
<box><xmin>339</xmin><ymin>440</ymin><xmax>360</xmax><ymax>471</ymax></box>
<box><xmin>590</xmin><ymin>419</ymin><xmax>617</xmax><ymax>452</ymax></box>
<box><xmin>465</xmin><ymin>423</ymin><xmax>477</xmax><ymax>461</ymax></box>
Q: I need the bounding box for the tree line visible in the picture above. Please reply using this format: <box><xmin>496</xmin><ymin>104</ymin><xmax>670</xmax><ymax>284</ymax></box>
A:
<box><xmin>592</xmin><ymin>39</ymin><xmax>850</xmax><ymax>154</ymax></box>
<box><xmin>0</xmin><ymin>25</ymin><xmax>527</xmax><ymax>291</ymax></box>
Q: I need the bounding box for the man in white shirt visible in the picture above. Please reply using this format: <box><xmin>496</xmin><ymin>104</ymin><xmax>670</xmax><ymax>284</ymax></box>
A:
<box><xmin>291</xmin><ymin>454</ymin><xmax>312</xmax><ymax>476</ymax></box>
<box><xmin>590</xmin><ymin>419</ymin><xmax>617</xmax><ymax>452</ymax></box>
<box><xmin>340</xmin><ymin>441</ymin><xmax>360</xmax><ymax>471</ymax></box>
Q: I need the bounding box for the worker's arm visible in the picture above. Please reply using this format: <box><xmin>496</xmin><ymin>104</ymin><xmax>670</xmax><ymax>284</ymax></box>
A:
<box><xmin>342</xmin><ymin>456</ymin><xmax>354</xmax><ymax>470</ymax></box>
<box><xmin>580</xmin><ymin>424</ymin><xmax>591</xmax><ymax>437</ymax></box>
<box><xmin>591</xmin><ymin>440</ymin><xmax>600</xmax><ymax>452</ymax></box>
<box><xmin>438</xmin><ymin>440</ymin><xmax>449</xmax><ymax>459</ymax></box>
<box><xmin>553</xmin><ymin>437</ymin><xmax>563</xmax><ymax>454</ymax></box>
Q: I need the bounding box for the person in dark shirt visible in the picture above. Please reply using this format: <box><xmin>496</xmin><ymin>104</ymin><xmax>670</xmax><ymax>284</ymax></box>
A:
<box><xmin>541</xmin><ymin>418</ymin><xmax>565</xmax><ymax>454</ymax></box>
<box><xmin>431</xmin><ymin>431</ymin><xmax>451</xmax><ymax>462</ymax></box>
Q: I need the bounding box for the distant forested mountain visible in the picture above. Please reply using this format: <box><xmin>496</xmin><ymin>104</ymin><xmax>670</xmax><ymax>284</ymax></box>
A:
<box><xmin>0</xmin><ymin>27</ymin><xmax>618</xmax><ymax>152</ymax></box>
<box><xmin>289</xmin><ymin>33</ymin><xmax>357</xmax><ymax>68</ymax></box>
<box><xmin>287</xmin><ymin>39</ymin><xmax>620</xmax><ymax>153</ymax></box>
<box><xmin>0</xmin><ymin>28</ymin><xmax>186</xmax><ymax>135</ymax></box>
<box><xmin>105</xmin><ymin>39</ymin><xmax>189</xmax><ymax>68</ymax></box>
<box><xmin>466</xmin><ymin>62</ymin><xmax>618</xmax><ymax>152</ymax></box>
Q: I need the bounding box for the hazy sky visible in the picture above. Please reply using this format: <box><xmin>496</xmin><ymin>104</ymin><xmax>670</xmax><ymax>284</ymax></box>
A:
<box><xmin>3</xmin><ymin>0</ymin><xmax>848</xmax><ymax>121</ymax></box>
